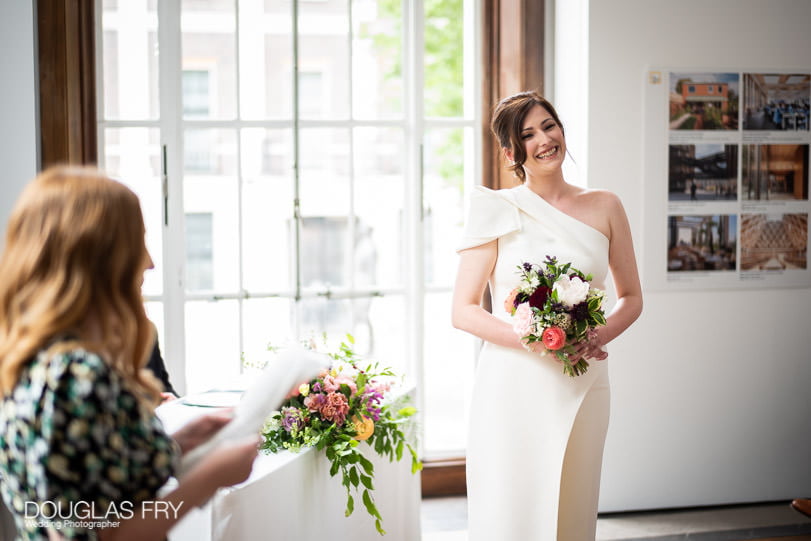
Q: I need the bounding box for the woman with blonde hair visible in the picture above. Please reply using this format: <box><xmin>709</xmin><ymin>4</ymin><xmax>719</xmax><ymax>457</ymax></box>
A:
<box><xmin>0</xmin><ymin>166</ymin><xmax>259</xmax><ymax>540</ymax></box>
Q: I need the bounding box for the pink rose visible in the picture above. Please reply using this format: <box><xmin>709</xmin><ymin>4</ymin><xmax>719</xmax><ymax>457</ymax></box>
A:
<box><xmin>512</xmin><ymin>302</ymin><xmax>534</xmax><ymax>338</ymax></box>
<box><xmin>322</xmin><ymin>374</ymin><xmax>339</xmax><ymax>393</ymax></box>
<box><xmin>335</xmin><ymin>375</ymin><xmax>357</xmax><ymax>396</ymax></box>
<box><xmin>541</xmin><ymin>326</ymin><xmax>566</xmax><ymax>351</ymax></box>
<box><xmin>320</xmin><ymin>392</ymin><xmax>350</xmax><ymax>426</ymax></box>
<box><xmin>304</xmin><ymin>392</ymin><xmax>327</xmax><ymax>413</ymax></box>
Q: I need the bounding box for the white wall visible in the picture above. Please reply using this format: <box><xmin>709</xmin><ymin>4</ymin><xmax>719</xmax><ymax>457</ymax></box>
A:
<box><xmin>0</xmin><ymin>0</ymin><xmax>38</xmax><ymax>238</ymax></box>
<box><xmin>557</xmin><ymin>0</ymin><xmax>811</xmax><ymax>512</ymax></box>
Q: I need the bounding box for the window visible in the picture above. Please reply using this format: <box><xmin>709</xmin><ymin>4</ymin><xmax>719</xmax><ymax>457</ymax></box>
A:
<box><xmin>96</xmin><ymin>0</ymin><xmax>478</xmax><ymax>459</ymax></box>
<box><xmin>185</xmin><ymin>212</ymin><xmax>214</xmax><ymax>290</ymax></box>
<box><xmin>182</xmin><ymin>70</ymin><xmax>211</xmax><ymax>118</ymax></box>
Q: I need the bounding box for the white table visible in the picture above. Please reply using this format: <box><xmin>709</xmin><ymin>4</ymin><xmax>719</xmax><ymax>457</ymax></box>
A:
<box><xmin>158</xmin><ymin>396</ymin><xmax>422</xmax><ymax>541</ymax></box>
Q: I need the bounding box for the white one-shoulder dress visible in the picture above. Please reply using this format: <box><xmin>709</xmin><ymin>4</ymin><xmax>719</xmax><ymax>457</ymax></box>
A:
<box><xmin>459</xmin><ymin>185</ymin><xmax>611</xmax><ymax>541</ymax></box>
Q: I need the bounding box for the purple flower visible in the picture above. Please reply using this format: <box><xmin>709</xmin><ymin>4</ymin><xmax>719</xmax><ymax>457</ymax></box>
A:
<box><xmin>312</xmin><ymin>382</ymin><xmax>322</xmax><ymax>393</ymax></box>
<box><xmin>281</xmin><ymin>407</ymin><xmax>304</xmax><ymax>433</ymax></box>
<box><xmin>571</xmin><ymin>301</ymin><xmax>590</xmax><ymax>322</ymax></box>
<box><xmin>362</xmin><ymin>390</ymin><xmax>385</xmax><ymax>421</ymax></box>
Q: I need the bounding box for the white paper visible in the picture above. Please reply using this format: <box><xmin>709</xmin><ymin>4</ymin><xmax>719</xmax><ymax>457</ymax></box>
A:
<box><xmin>178</xmin><ymin>346</ymin><xmax>327</xmax><ymax>475</ymax></box>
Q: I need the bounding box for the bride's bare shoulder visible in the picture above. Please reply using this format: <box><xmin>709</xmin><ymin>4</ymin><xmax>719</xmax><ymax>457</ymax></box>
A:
<box><xmin>574</xmin><ymin>188</ymin><xmax>623</xmax><ymax>209</ymax></box>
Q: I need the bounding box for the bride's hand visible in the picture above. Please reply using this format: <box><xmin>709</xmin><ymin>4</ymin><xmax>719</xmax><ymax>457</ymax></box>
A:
<box><xmin>521</xmin><ymin>337</ymin><xmax>547</xmax><ymax>354</ymax></box>
<box><xmin>570</xmin><ymin>329</ymin><xmax>608</xmax><ymax>362</ymax></box>
<box><xmin>172</xmin><ymin>411</ymin><xmax>234</xmax><ymax>455</ymax></box>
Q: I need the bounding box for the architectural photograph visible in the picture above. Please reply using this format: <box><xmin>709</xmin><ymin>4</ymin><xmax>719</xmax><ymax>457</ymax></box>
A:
<box><xmin>742</xmin><ymin>73</ymin><xmax>810</xmax><ymax>131</ymax></box>
<box><xmin>669</xmin><ymin>72</ymin><xmax>740</xmax><ymax>130</ymax></box>
<box><xmin>740</xmin><ymin>213</ymin><xmax>808</xmax><ymax>271</ymax></box>
<box><xmin>742</xmin><ymin>144</ymin><xmax>809</xmax><ymax>201</ymax></box>
<box><xmin>667</xmin><ymin>215</ymin><xmax>737</xmax><ymax>272</ymax></box>
<box><xmin>668</xmin><ymin>144</ymin><xmax>738</xmax><ymax>201</ymax></box>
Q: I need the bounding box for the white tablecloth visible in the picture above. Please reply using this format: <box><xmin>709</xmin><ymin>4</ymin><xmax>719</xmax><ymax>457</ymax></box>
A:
<box><xmin>158</xmin><ymin>396</ymin><xmax>422</xmax><ymax>541</ymax></box>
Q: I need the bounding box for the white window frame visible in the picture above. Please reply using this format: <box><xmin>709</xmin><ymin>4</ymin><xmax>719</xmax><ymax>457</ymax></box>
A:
<box><xmin>95</xmin><ymin>0</ymin><xmax>480</xmax><ymax>457</ymax></box>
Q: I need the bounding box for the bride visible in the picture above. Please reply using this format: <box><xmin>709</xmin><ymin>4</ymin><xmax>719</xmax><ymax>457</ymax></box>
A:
<box><xmin>452</xmin><ymin>91</ymin><xmax>642</xmax><ymax>540</ymax></box>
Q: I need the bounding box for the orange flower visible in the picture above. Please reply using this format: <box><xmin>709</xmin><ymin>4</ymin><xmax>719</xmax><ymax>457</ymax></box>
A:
<box><xmin>504</xmin><ymin>287</ymin><xmax>520</xmax><ymax>314</ymax></box>
<box><xmin>541</xmin><ymin>326</ymin><xmax>566</xmax><ymax>351</ymax></box>
<box><xmin>352</xmin><ymin>415</ymin><xmax>375</xmax><ymax>441</ymax></box>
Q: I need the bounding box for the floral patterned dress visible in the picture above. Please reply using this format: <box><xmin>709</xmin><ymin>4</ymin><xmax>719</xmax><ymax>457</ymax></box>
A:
<box><xmin>0</xmin><ymin>346</ymin><xmax>179</xmax><ymax>540</ymax></box>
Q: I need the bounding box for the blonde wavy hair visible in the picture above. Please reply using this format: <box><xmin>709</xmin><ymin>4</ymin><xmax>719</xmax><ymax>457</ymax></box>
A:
<box><xmin>0</xmin><ymin>166</ymin><xmax>162</xmax><ymax>406</ymax></box>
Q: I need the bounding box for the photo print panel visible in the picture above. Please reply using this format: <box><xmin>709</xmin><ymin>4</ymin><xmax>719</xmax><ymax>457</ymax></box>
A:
<box><xmin>742</xmin><ymin>73</ymin><xmax>810</xmax><ymax>132</ymax></box>
<box><xmin>742</xmin><ymin>144</ymin><xmax>809</xmax><ymax>201</ymax></box>
<box><xmin>740</xmin><ymin>213</ymin><xmax>807</xmax><ymax>272</ymax></box>
<box><xmin>669</xmin><ymin>144</ymin><xmax>738</xmax><ymax>202</ymax></box>
<box><xmin>669</xmin><ymin>72</ymin><xmax>740</xmax><ymax>131</ymax></box>
<box><xmin>667</xmin><ymin>214</ymin><xmax>738</xmax><ymax>273</ymax></box>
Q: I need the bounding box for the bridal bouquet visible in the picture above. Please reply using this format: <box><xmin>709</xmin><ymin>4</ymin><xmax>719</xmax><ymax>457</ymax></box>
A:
<box><xmin>258</xmin><ymin>335</ymin><xmax>421</xmax><ymax>535</ymax></box>
<box><xmin>505</xmin><ymin>256</ymin><xmax>607</xmax><ymax>377</ymax></box>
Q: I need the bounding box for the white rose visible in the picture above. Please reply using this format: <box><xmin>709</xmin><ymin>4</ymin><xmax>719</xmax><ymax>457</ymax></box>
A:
<box><xmin>553</xmin><ymin>275</ymin><xmax>590</xmax><ymax>308</ymax></box>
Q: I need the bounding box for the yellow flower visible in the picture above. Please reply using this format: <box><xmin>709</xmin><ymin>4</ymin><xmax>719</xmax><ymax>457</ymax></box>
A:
<box><xmin>298</xmin><ymin>383</ymin><xmax>310</xmax><ymax>397</ymax></box>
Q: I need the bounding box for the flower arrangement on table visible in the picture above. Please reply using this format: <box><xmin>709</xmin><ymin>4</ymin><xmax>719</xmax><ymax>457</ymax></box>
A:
<box><xmin>258</xmin><ymin>335</ymin><xmax>421</xmax><ymax>535</ymax></box>
<box><xmin>506</xmin><ymin>256</ymin><xmax>607</xmax><ymax>377</ymax></box>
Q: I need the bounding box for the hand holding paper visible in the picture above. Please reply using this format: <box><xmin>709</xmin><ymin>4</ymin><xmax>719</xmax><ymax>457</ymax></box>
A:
<box><xmin>178</xmin><ymin>346</ymin><xmax>327</xmax><ymax>476</ymax></box>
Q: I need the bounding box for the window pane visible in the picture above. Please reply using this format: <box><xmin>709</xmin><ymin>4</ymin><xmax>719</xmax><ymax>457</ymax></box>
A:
<box><xmin>241</xmin><ymin>128</ymin><xmax>295</xmax><ymax>292</ymax></box>
<box><xmin>185</xmin><ymin>213</ymin><xmax>214</xmax><ymax>290</ymax></box>
<box><xmin>354</xmin><ymin>127</ymin><xmax>405</xmax><ymax>288</ymax></box>
<box><xmin>296</xmin><ymin>296</ymin><xmax>407</xmax><ymax>377</ymax></box>
<box><xmin>423</xmin><ymin>291</ymin><xmax>474</xmax><ymax>454</ymax></box>
<box><xmin>181</xmin><ymin>0</ymin><xmax>237</xmax><ymax>120</ymax></box>
<box><xmin>101</xmin><ymin>1</ymin><xmax>159</xmax><ymax>120</ymax></box>
<box><xmin>298</xmin><ymin>0</ymin><xmax>350</xmax><ymax>120</ymax></box>
<box><xmin>423</xmin><ymin>126</ymin><xmax>470</xmax><ymax>286</ymax></box>
<box><xmin>424</xmin><ymin>0</ymin><xmax>464</xmax><ymax>117</ymax></box>
<box><xmin>352</xmin><ymin>0</ymin><xmax>403</xmax><ymax>119</ymax></box>
<box><xmin>365</xmin><ymin>295</ymin><xmax>407</xmax><ymax>377</ymax></box>
<box><xmin>239</xmin><ymin>0</ymin><xmax>293</xmax><ymax>120</ymax></box>
<box><xmin>299</xmin><ymin>128</ymin><xmax>351</xmax><ymax>288</ymax></box>
<box><xmin>183</xmin><ymin>128</ymin><xmax>239</xmax><ymax>292</ymax></box>
<box><xmin>185</xmin><ymin>300</ymin><xmax>241</xmax><ymax>392</ymax></box>
<box><xmin>103</xmin><ymin>127</ymin><xmax>163</xmax><ymax>296</ymax></box>
<box><xmin>242</xmin><ymin>298</ymin><xmax>294</xmax><ymax>364</ymax></box>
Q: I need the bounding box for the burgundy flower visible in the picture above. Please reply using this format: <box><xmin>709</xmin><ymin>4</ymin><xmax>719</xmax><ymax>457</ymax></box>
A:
<box><xmin>528</xmin><ymin>285</ymin><xmax>551</xmax><ymax>309</ymax></box>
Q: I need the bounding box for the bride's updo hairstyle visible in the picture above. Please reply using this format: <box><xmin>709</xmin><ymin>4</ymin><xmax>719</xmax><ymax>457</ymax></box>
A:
<box><xmin>490</xmin><ymin>90</ymin><xmax>565</xmax><ymax>183</ymax></box>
